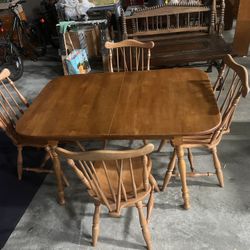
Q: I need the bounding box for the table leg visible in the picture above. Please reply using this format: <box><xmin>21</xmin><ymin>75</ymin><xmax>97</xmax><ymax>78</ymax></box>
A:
<box><xmin>176</xmin><ymin>145</ymin><xmax>190</xmax><ymax>210</ymax></box>
<box><xmin>47</xmin><ymin>143</ymin><xmax>65</xmax><ymax>205</ymax></box>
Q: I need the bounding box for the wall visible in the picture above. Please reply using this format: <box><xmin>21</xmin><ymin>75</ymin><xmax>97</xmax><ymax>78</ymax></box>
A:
<box><xmin>233</xmin><ymin>0</ymin><xmax>250</xmax><ymax>56</ymax></box>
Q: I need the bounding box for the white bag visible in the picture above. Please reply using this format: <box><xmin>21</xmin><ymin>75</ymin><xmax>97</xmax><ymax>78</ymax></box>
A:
<box><xmin>57</xmin><ymin>0</ymin><xmax>95</xmax><ymax>20</ymax></box>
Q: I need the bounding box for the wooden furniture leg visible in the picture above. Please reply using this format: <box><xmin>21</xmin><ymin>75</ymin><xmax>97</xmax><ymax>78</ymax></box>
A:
<box><xmin>92</xmin><ymin>202</ymin><xmax>101</xmax><ymax>246</ymax></box>
<box><xmin>146</xmin><ymin>187</ymin><xmax>154</xmax><ymax>223</ymax></box>
<box><xmin>157</xmin><ymin>139</ymin><xmax>167</xmax><ymax>152</ymax></box>
<box><xmin>136</xmin><ymin>201</ymin><xmax>152</xmax><ymax>250</ymax></box>
<box><xmin>149</xmin><ymin>174</ymin><xmax>160</xmax><ymax>192</ymax></box>
<box><xmin>47</xmin><ymin>143</ymin><xmax>65</xmax><ymax>205</ymax></box>
<box><xmin>162</xmin><ymin>149</ymin><xmax>177</xmax><ymax>191</ymax></box>
<box><xmin>103</xmin><ymin>140</ymin><xmax>108</xmax><ymax>149</ymax></box>
<box><xmin>176</xmin><ymin>145</ymin><xmax>190</xmax><ymax>209</ymax></box>
<box><xmin>61</xmin><ymin>170</ymin><xmax>70</xmax><ymax>187</ymax></box>
<box><xmin>187</xmin><ymin>148</ymin><xmax>195</xmax><ymax>172</ymax></box>
<box><xmin>17</xmin><ymin>145</ymin><xmax>23</xmax><ymax>180</ymax></box>
<box><xmin>40</xmin><ymin>151</ymin><xmax>51</xmax><ymax>168</ymax></box>
<box><xmin>211</xmin><ymin>147</ymin><xmax>224</xmax><ymax>187</ymax></box>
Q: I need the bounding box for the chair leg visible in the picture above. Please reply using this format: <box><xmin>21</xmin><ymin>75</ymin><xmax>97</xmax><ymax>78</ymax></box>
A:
<box><xmin>103</xmin><ymin>140</ymin><xmax>108</xmax><ymax>149</ymax></box>
<box><xmin>61</xmin><ymin>170</ymin><xmax>70</xmax><ymax>187</ymax></box>
<box><xmin>149</xmin><ymin>174</ymin><xmax>160</xmax><ymax>192</ymax></box>
<box><xmin>40</xmin><ymin>151</ymin><xmax>51</xmax><ymax>168</ymax></box>
<box><xmin>48</xmin><ymin>146</ymin><xmax>65</xmax><ymax>205</ymax></box>
<box><xmin>157</xmin><ymin>139</ymin><xmax>167</xmax><ymax>152</ymax></box>
<box><xmin>176</xmin><ymin>145</ymin><xmax>190</xmax><ymax>210</ymax></box>
<box><xmin>76</xmin><ymin>141</ymin><xmax>85</xmax><ymax>151</ymax></box>
<box><xmin>136</xmin><ymin>201</ymin><xmax>152</xmax><ymax>250</ymax></box>
<box><xmin>187</xmin><ymin>148</ymin><xmax>195</xmax><ymax>172</ymax></box>
<box><xmin>17</xmin><ymin>145</ymin><xmax>23</xmax><ymax>180</ymax></box>
<box><xmin>162</xmin><ymin>149</ymin><xmax>177</xmax><ymax>191</ymax></box>
<box><xmin>211</xmin><ymin>147</ymin><xmax>224</xmax><ymax>187</ymax></box>
<box><xmin>146</xmin><ymin>187</ymin><xmax>154</xmax><ymax>223</ymax></box>
<box><xmin>92</xmin><ymin>202</ymin><xmax>101</xmax><ymax>247</ymax></box>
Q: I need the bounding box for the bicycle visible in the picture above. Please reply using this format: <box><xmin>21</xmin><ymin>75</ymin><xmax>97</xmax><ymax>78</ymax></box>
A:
<box><xmin>7</xmin><ymin>0</ymin><xmax>47</xmax><ymax>58</ymax></box>
<box><xmin>0</xmin><ymin>0</ymin><xmax>47</xmax><ymax>80</ymax></box>
<box><xmin>0</xmin><ymin>22</ymin><xmax>23</xmax><ymax>81</ymax></box>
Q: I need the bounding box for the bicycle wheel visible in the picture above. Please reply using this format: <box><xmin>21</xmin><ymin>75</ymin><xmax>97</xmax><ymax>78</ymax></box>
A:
<box><xmin>21</xmin><ymin>22</ymin><xmax>47</xmax><ymax>58</ymax></box>
<box><xmin>0</xmin><ymin>41</ymin><xmax>23</xmax><ymax>81</ymax></box>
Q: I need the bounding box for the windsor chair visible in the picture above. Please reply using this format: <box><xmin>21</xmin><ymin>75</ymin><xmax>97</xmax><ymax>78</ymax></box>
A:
<box><xmin>0</xmin><ymin>68</ymin><xmax>66</xmax><ymax>182</ymax></box>
<box><xmin>53</xmin><ymin>143</ymin><xmax>155</xmax><ymax>250</ymax></box>
<box><xmin>162</xmin><ymin>54</ymin><xmax>249</xmax><ymax>191</ymax></box>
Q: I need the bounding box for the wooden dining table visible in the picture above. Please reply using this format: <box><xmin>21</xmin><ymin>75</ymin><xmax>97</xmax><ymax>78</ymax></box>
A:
<box><xmin>16</xmin><ymin>68</ymin><xmax>221</xmax><ymax>209</ymax></box>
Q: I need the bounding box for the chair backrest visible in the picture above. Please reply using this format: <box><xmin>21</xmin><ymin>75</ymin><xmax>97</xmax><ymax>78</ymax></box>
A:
<box><xmin>121</xmin><ymin>0</ymin><xmax>225</xmax><ymax>40</ymax></box>
<box><xmin>105</xmin><ymin>39</ymin><xmax>155</xmax><ymax>72</ymax></box>
<box><xmin>211</xmin><ymin>54</ymin><xmax>249</xmax><ymax>144</ymax></box>
<box><xmin>54</xmin><ymin>143</ymin><xmax>154</xmax><ymax>215</ymax></box>
<box><xmin>0</xmin><ymin>69</ymin><xmax>29</xmax><ymax>144</ymax></box>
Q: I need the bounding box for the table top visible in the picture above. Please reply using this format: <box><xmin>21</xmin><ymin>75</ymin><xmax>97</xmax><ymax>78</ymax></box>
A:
<box><xmin>16</xmin><ymin>68</ymin><xmax>221</xmax><ymax>141</ymax></box>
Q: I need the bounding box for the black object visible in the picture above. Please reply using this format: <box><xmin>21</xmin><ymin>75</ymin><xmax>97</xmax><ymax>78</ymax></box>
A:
<box><xmin>0</xmin><ymin>19</ymin><xmax>23</xmax><ymax>81</ymax></box>
<box><xmin>147</xmin><ymin>0</ymin><xmax>165</xmax><ymax>6</ymax></box>
<box><xmin>37</xmin><ymin>0</ymin><xmax>59</xmax><ymax>48</ymax></box>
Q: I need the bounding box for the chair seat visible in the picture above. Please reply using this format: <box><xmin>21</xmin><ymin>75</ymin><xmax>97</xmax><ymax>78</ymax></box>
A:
<box><xmin>181</xmin><ymin>134</ymin><xmax>213</xmax><ymax>145</ymax></box>
<box><xmin>88</xmin><ymin>188</ymin><xmax>151</xmax><ymax>215</ymax></box>
<box><xmin>149</xmin><ymin>34</ymin><xmax>231</xmax><ymax>68</ymax></box>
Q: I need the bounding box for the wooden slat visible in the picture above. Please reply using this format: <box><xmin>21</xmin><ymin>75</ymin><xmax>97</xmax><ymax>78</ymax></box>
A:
<box><xmin>125</xmin><ymin>6</ymin><xmax>211</xmax><ymax>19</ymax></box>
<box><xmin>127</xmin><ymin>26</ymin><xmax>208</xmax><ymax>37</ymax></box>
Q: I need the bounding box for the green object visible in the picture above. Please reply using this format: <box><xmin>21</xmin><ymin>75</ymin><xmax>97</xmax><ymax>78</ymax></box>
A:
<box><xmin>57</xmin><ymin>21</ymin><xmax>78</xmax><ymax>34</ymax></box>
<box><xmin>88</xmin><ymin>0</ymin><xmax>117</xmax><ymax>6</ymax></box>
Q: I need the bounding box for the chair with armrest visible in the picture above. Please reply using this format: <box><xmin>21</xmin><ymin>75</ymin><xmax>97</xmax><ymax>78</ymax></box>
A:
<box><xmin>162</xmin><ymin>54</ymin><xmax>249</xmax><ymax>191</ymax></box>
<box><xmin>0</xmin><ymin>68</ymin><xmax>67</xmax><ymax>183</ymax></box>
<box><xmin>53</xmin><ymin>143</ymin><xmax>155</xmax><ymax>250</ymax></box>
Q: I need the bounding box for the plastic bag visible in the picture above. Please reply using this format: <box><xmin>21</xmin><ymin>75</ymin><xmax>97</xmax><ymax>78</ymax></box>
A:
<box><xmin>57</xmin><ymin>0</ymin><xmax>95</xmax><ymax>20</ymax></box>
<box><xmin>77</xmin><ymin>0</ymin><xmax>95</xmax><ymax>16</ymax></box>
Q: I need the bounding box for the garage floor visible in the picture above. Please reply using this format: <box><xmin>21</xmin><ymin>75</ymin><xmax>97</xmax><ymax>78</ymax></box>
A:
<box><xmin>1</xmin><ymin>33</ymin><xmax>250</xmax><ymax>249</ymax></box>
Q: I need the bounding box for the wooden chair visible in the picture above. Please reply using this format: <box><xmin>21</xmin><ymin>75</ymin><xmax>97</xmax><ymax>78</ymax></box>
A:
<box><xmin>104</xmin><ymin>39</ymin><xmax>155</xmax><ymax>148</ymax></box>
<box><xmin>0</xmin><ymin>68</ymin><xmax>63</xmax><ymax>181</ymax></box>
<box><xmin>53</xmin><ymin>143</ymin><xmax>155</xmax><ymax>250</ymax></box>
<box><xmin>121</xmin><ymin>1</ymin><xmax>231</xmax><ymax>69</ymax></box>
<box><xmin>162</xmin><ymin>54</ymin><xmax>249</xmax><ymax>191</ymax></box>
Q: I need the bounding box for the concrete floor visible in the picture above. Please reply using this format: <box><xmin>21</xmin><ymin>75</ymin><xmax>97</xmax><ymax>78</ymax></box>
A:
<box><xmin>2</xmin><ymin>38</ymin><xmax>250</xmax><ymax>249</ymax></box>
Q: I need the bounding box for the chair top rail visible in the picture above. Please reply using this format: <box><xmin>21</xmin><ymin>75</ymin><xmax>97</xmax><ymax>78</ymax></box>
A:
<box><xmin>0</xmin><ymin>68</ymin><xmax>11</xmax><ymax>81</ymax></box>
<box><xmin>223</xmin><ymin>54</ymin><xmax>249</xmax><ymax>97</ymax></box>
<box><xmin>55</xmin><ymin>144</ymin><xmax>154</xmax><ymax>161</ymax></box>
<box><xmin>105</xmin><ymin>39</ymin><xmax>155</xmax><ymax>49</ymax></box>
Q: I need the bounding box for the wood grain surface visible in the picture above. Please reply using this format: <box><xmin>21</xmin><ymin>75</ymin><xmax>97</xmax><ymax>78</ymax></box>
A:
<box><xmin>16</xmin><ymin>69</ymin><xmax>221</xmax><ymax>141</ymax></box>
